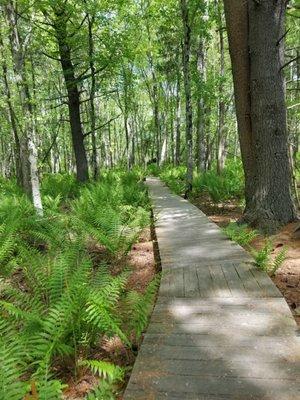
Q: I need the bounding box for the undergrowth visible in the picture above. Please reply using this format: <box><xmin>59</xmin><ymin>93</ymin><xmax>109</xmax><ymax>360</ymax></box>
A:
<box><xmin>222</xmin><ymin>223</ymin><xmax>287</xmax><ymax>276</ymax></box>
<box><xmin>154</xmin><ymin>159</ymin><xmax>244</xmax><ymax>203</ymax></box>
<box><xmin>0</xmin><ymin>171</ymin><xmax>159</xmax><ymax>399</ymax></box>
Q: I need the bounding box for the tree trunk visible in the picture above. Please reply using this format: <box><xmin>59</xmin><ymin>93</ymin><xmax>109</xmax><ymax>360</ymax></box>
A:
<box><xmin>216</xmin><ymin>2</ymin><xmax>226</xmax><ymax>175</ymax></box>
<box><xmin>181</xmin><ymin>0</ymin><xmax>193</xmax><ymax>193</ymax></box>
<box><xmin>175</xmin><ymin>71</ymin><xmax>181</xmax><ymax>166</ymax></box>
<box><xmin>224</xmin><ymin>0</ymin><xmax>296</xmax><ymax>232</ymax></box>
<box><xmin>4</xmin><ymin>1</ymin><xmax>43</xmax><ymax>215</ymax></box>
<box><xmin>0</xmin><ymin>35</ymin><xmax>22</xmax><ymax>185</ymax></box>
<box><xmin>223</xmin><ymin>0</ymin><xmax>256</xmax><ymax>213</ymax></box>
<box><xmin>246</xmin><ymin>0</ymin><xmax>296</xmax><ymax>231</ymax></box>
<box><xmin>53</xmin><ymin>7</ymin><xmax>89</xmax><ymax>183</ymax></box>
<box><xmin>196</xmin><ymin>38</ymin><xmax>206</xmax><ymax>172</ymax></box>
<box><xmin>87</xmin><ymin>13</ymin><xmax>98</xmax><ymax>180</ymax></box>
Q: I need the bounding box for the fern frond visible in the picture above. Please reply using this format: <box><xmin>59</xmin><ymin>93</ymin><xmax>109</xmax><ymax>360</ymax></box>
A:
<box><xmin>270</xmin><ymin>246</ymin><xmax>287</xmax><ymax>276</ymax></box>
<box><xmin>125</xmin><ymin>275</ymin><xmax>160</xmax><ymax>339</ymax></box>
<box><xmin>80</xmin><ymin>359</ymin><xmax>124</xmax><ymax>381</ymax></box>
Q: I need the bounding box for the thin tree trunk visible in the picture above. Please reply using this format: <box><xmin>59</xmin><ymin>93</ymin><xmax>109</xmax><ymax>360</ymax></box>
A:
<box><xmin>87</xmin><ymin>13</ymin><xmax>98</xmax><ymax>180</ymax></box>
<box><xmin>53</xmin><ymin>6</ymin><xmax>89</xmax><ymax>182</ymax></box>
<box><xmin>4</xmin><ymin>1</ymin><xmax>43</xmax><ymax>215</ymax></box>
<box><xmin>216</xmin><ymin>1</ymin><xmax>226</xmax><ymax>174</ymax></box>
<box><xmin>0</xmin><ymin>35</ymin><xmax>22</xmax><ymax>185</ymax></box>
<box><xmin>175</xmin><ymin>71</ymin><xmax>181</xmax><ymax>166</ymax></box>
<box><xmin>196</xmin><ymin>38</ymin><xmax>206</xmax><ymax>172</ymax></box>
<box><xmin>181</xmin><ymin>0</ymin><xmax>193</xmax><ymax>193</ymax></box>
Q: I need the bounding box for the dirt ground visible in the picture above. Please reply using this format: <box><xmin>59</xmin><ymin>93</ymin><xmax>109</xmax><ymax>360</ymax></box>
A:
<box><xmin>192</xmin><ymin>195</ymin><xmax>300</xmax><ymax>326</ymax></box>
<box><xmin>64</xmin><ymin>228</ymin><xmax>156</xmax><ymax>399</ymax></box>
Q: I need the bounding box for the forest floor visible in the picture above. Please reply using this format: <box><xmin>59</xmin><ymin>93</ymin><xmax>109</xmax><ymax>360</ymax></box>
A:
<box><xmin>64</xmin><ymin>228</ymin><xmax>156</xmax><ymax>399</ymax></box>
<box><xmin>192</xmin><ymin>195</ymin><xmax>300</xmax><ymax>326</ymax></box>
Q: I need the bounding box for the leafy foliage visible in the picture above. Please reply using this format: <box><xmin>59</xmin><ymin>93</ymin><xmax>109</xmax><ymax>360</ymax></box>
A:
<box><xmin>158</xmin><ymin>159</ymin><xmax>245</xmax><ymax>202</ymax></box>
<box><xmin>252</xmin><ymin>240</ymin><xmax>273</xmax><ymax>271</ymax></box>
<box><xmin>270</xmin><ymin>246</ymin><xmax>288</xmax><ymax>276</ymax></box>
<box><xmin>223</xmin><ymin>223</ymin><xmax>258</xmax><ymax>247</ymax></box>
<box><xmin>0</xmin><ymin>172</ymin><xmax>157</xmax><ymax>399</ymax></box>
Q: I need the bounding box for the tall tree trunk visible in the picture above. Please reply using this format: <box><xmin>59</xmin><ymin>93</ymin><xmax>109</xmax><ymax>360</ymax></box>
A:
<box><xmin>224</xmin><ymin>0</ymin><xmax>296</xmax><ymax>232</ymax></box>
<box><xmin>175</xmin><ymin>71</ymin><xmax>181</xmax><ymax>166</ymax></box>
<box><xmin>53</xmin><ymin>7</ymin><xmax>89</xmax><ymax>182</ymax></box>
<box><xmin>0</xmin><ymin>35</ymin><xmax>22</xmax><ymax>185</ymax></box>
<box><xmin>181</xmin><ymin>0</ymin><xmax>193</xmax><ymax>193</ymax></box>
<box><xmin>246</xmin><ymin>0</ymin><xmax>296</xmax><ymax>230</ymax></box>
<box><xmin>216</xmin><ymin>1</ymin><xmax>226</xmax><ymax>175</ymax></box>
<box><xmin>196</xmin><ymin>38</ymin><xmax>206</xmax><ymax>172</ymax></box>
<box><xmin>87</xmin><ymin>13</ymin><xmax>98</xmax><ymax>180</ymax></box>
<box><xmin>223</xmin><ymin>0</ymin><xmax>256</xmax><ymax>213</ymax></box>
<box><xmin>4</xmin><ymin>1</ymin><xmax>43</xmax><ymax>215</ymax></box>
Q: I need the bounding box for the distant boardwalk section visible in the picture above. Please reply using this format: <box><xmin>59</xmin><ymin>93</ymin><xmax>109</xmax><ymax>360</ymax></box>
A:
<box><xmin>124</xmin><ymin>178</ymin><xmax>300</xmax><ymax>400</ymax></box>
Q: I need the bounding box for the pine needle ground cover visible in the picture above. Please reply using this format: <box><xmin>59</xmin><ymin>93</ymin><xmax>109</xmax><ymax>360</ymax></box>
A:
<box><xmin>0</xmin><ymin>171</ymin><xmax>159</xmax><ymax>399</ymax></box>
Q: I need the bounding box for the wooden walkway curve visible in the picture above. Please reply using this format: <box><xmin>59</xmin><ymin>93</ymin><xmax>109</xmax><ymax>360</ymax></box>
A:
<box><xmin>124</xmin><ymin>178</ymin><xmax>300</xmax><ymax>400</ymax></box>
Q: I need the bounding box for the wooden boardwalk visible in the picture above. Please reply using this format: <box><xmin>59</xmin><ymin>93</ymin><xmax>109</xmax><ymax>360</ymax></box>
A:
<box><xmin>124</xmin><ymin>178</ymin><xmax>300</xmax><ymax>400</ymax></box>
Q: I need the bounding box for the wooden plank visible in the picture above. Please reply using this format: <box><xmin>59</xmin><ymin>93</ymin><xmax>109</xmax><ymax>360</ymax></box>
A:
<box><xmin>209</xmin><ymin>264</ymin><xmax>232</xmax><ymax>297</ymax></box>
<box><xmin>139</xmin><ymin>344</ymin><xmax>299</xmax><ymax>363</ymax></box>
<box><xmin>196</xmin><ymin>266</ymin><xmax>214</xmax><ymax>297</ymax></box>
<box><xmin>168</xmin><ymin>267</ymin><xmax>184</xmax><ymax>297</ymax></box>
<box><xmin>184</xmin><ymin>267</ymin><xmax>200</xmax><ymax>297</ymax></box>
<box><xmin>133</xmin><ymin>357</ymin><xmax>300</xmax><ymax>380</ymax></box>
<box><xmin>234</xmin><ymin>262</ymin><xmax>264</xmax><ymax>297</ymax></box>
<box><xmin>221</xmin><ymin>262</ymin><xmax>248</xmax><ymax>297</ymax></box>
<box><xmin>128</xmin><ymin>374</ymin><xmax>300</xmax><ymax>398</ymax></box>
<box><xmin>250</xmin><ymin>266</ymin><xmax>282</xmax><ymax>297</ymax></box>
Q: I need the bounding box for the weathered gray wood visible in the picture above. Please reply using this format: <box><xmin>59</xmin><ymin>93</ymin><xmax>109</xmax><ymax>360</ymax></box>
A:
<box><xmin>184</xmin><ymin>268</ymin><xmax>200</xmax><ymax>297</ymax></box>
<box><xmin>127</xmin><ymin>374</ymin><xmax>300</xmax><ymax>399</ymax></box>
<box><xmin>123</xmin><ymin>178</ymin><xmax>300</xmax><ymax>400</ymax></box>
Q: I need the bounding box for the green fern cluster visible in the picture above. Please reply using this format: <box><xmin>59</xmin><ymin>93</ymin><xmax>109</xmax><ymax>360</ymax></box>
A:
<box><xmin>252</xmin><ymin>242</ymin><xmax>287</xmax><ymax>276</ymax></box>
<box><xmin>222</xmin><ymin>222</ymin><xmax>258</xmax><ymax>246</ymax></box>
<box><xmin>0</xmin><ymin>172</ymin><xmax>157</xmax><ymax>399</ymax></box>
<box><xmin>222</xmin><ymin>222</ymin><xmax>288</xmax><ymax>276</ymax></box>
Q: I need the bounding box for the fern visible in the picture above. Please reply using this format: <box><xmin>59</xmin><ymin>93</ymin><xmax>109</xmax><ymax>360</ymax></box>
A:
<box><xmin>0</xmin><ymin>340</ymin><xmax>27</xmax><ymax>400</ymax></box>
<box><xmin>270</xmin><ymin>246</ymin><xmax>287</xmax><ymax>276</ymax></box>
<box><xmin>223</xmin><ymin>222</ymin><xmax>258</xmax><ymax>246</ymax></box>
<box><xmin>83</xmin><ymin>360</ymin><xmax>124</xmax><ymax>400</ymax></box>
<box><xmin>252</xmin><ymin>240</ymin><xmax>273</xmax><ymax>271</ymax></box>
<box><xmin>125</xmin><ymin>275</ymin><xmax>160</xmax><ymax>339</ymax></box>
<box><xmin>80</xmin><ymin>359</ymin><xmax>124</xmax><ymax>381</ymax></box>
<box><xmin>0</xmin><ymin>172</ymin><xmax>153</xmax><ymax>396</ymax></box>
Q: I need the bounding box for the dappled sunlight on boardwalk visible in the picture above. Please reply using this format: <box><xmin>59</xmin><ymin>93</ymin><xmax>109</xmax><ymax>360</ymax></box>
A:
<box><xmin>124</xmin><ymin>178</ymin><xmax>300</xmax><ymax>400</ymax></box>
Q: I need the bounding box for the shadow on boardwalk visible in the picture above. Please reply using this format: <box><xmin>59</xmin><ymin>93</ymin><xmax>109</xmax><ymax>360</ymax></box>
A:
<box><xmin>124</xmin><ymin>178</ymin><xmax>300</xmax><ymax>400</ymax></box>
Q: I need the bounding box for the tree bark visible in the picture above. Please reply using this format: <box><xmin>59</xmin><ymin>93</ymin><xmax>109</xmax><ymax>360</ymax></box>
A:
<box><xmin>223</xmin><ymin>0</ymin><xmax>256</xmax><ymax>213</ymax></box>
<box><xmin>4</xmin><ymin>1</ymin><xmax>43</xmax><ymax>215</ymax></box>
<box><xmin>87</xmin><ymin>13</ymin><xmax>98</xmax><ymax>180</ymax></box>
<box><xmin>246</xmin><ymin>0</ymin><xmax>296</xmax><ymax>230</ymax></box>
<box><xmin>196</xmin><ymin>38</ymin><xmax>206</xmax><ymax>172</ymax></box>
<box><xmin>216</xmin><ymin>2</ymin><xmax>226</xmax><ymax>175</ymax></box>
<box><xmin>224</xmin><ymin>0</ymin><xmax>296</xmax><ymax>232</ymax></box>
<box><xmin>53</xmin><ymin>6</ymin><xmax>89</xmax><ymax>183</ymax></box>
<box><xmin>0</xmin><ymin>34</ymin><xmax>22</xmax><ymax>185</ymax></box>
<box><xmin>175</xmin><ymin>70</ymin><xmax>181</xmax><ymax>166</ymax></box>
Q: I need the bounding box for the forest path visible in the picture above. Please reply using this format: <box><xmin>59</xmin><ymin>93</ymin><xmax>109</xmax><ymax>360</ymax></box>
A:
<box><xmin>123</xmin><ymin>178</ymin><xmax>300</xmax><ymax>400</ymax></box>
